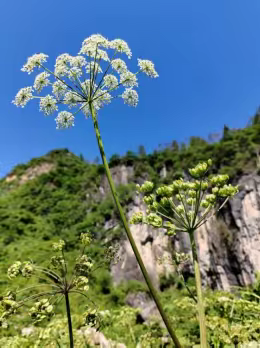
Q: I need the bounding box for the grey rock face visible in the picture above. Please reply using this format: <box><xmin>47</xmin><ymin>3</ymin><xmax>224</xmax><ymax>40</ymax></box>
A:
<box><xmin>106</xmin><ymin>166</ymin><xmax>260</xmax><ymax>291</ymax></box>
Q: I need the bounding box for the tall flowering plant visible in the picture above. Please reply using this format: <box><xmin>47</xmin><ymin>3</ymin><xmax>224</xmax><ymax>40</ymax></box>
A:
<box><xmin>1</xmin><ymin>233</ymin><xmax>116</xmax><ymax>348</ymax></box>
<box><xmin>130</xmin><ymin>160</ymin><xmax>238</xmax><ymax>347</ymax></box>
<box><xmin>12</xmin><ymin>34</ymin><xmax>182</xmax><ymax>347</ymax></box>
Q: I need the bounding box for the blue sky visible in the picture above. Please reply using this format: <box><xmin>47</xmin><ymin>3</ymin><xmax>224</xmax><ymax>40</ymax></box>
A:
<box><xmin>1</xmin><ymin>0</ymin><xmax>260</xmax><ymax>177</ymax></box>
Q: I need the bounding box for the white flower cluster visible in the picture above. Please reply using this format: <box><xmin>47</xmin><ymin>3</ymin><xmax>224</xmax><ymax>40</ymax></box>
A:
<box><xmin>64</xmin><ymin>91</ymin><xmax>83</xmax><ymax>108</ymax></box>
<box><xmin>122</xmin><ymin>88</ymin><xmax>138</xmax><ymax>107</ymax></box>
<box><xmin>111</xmin><ymin>58</ymin><xmax>128</xmax><ymax>74</ymax></box>
<box><xmin>86</xmin><ymin>61</ymin><xmax>103</xmax><ymax>74</ymax></box>
<box><xmin>103</xmin><ymin>75</ymin><xmax>118</xmax><ymax>89</ymax></box>
<box><xmin>120</xmin><ymin>71</ymin><xmax>138</xmax><ymax>87</ymax></box>
<box><xmin>34</xmin><ymin>72</ymin><xmax>50</xmax><ymax>93</ymax></box>
<box><xmin>39</xmin><ymin>95</ymin><xmax>58</xmax><ymax>116</ymax></box>
<box><xmin>54</xmin><ymin>53</ymin><xmax>71</xmax><ymax>76</ymax></box>
<box><xmin>21</xmin><ymin>53</ymin><xmax>48</xmax><ymax>74</ymax></box>
<box><xmin>110</xmin><ymin>39</ymin><xmax>132</xmax><ymax>59</ymax></box>
<box><xmin>52</xmin><ymin>81</ymin><xmax>67</xmax><ymax>98</ymax></box>
<box><xmin>13</xmin><ymin>33</ymin><xmax>159</xmax><ymax>128</ymax></box>
<box><xmin>12</xmin><ymin>87</ymin><xmax>33</xmax><ymax>107</ymax></box>
<box><xmin>79</xmin><ymin>34</ymin><xmax>110</xmax><ymax>61</ymax></box>
<box><xmin>137</xmin><ymin>59</ymin><xmax>159</xmax><ymax>78</ymax></box>
<box><xmin>55</xmin><ymin>111</ymin><xmax>74</xmax><ymax>129</ymax></box>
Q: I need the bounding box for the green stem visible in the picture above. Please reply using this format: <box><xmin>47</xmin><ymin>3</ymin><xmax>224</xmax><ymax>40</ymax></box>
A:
<box><xmin>65</xmin><ymin>291</ymin><xmax>74</xmax><ymax>348</ymax></box>
<box><xmin>90</xmin><ymin>103</ymin><xmax>182</xmax><ymax>348</ymax></box>
<box><xmin>189</xmin><ymin>230</ymin><xmax>207</xmax><ymax>348</ymax></box>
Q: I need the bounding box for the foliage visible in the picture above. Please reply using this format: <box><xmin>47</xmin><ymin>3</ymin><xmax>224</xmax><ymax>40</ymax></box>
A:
<box><xmin>1</xmin><ymin>118</ymin><xmax>260</xmax><ymax>345</ymax></box>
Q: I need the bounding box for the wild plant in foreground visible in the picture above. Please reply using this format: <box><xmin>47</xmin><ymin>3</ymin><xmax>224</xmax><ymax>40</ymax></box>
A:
<box><xmin>130</xmin><ymin>160</ymin><xmax>238</xmax><ymax>348</ymax></box>
<box><xmin>0</xmin><ymin>233</ymin><xmax>115</xmax><ymax>348</ymax></box>
<box><xmin>12</xmin><ymin>34</ymin><xmax>182</xmax><ymax>346</ymax></box>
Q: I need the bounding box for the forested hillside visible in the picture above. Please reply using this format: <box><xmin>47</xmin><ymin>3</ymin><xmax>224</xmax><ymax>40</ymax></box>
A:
<box><xmin>1</xmin><ymin>115</ymin><xmax>260</xmax><ymax>346</ymax></box>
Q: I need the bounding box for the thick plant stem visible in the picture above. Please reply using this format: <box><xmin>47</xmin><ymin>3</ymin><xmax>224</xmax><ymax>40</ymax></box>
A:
<box><xmin>90</xmin><ymin>103</ymin><xmax>182</xmax><ymax>348</ymax></box>
<box><xmin>189</xmin><ymin>231</ymin><xmax>207</xmax><ymax>348</ymax></box>
<box><xmin>65</xmin><ymin>291</ymin><xmax>74</xmax><ymax>348</ymax></box>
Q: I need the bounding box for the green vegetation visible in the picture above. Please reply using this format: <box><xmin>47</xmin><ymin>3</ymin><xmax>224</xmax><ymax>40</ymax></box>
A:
<box><xmin>0</xmin><ymin>117</ymin><xmax>260</xmax><ymax>346</ymax></box>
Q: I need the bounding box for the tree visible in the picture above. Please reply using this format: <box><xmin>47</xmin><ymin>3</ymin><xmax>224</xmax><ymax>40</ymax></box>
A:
<box><xmin>251</xmin><ymin>107</ymin><xmax>260</xmax><ymax>125</ymax></box>
<box><xmin>222</xmin><ymin>125</ymin><xmax>230</xmax><ymax>141</ymax></box>
<box><xmin>138</xmin><ymin>145</ymin><xmax>146</xmax><ymax>156</ymax></box>
<box><xmin>189</xmin><ymin>136</ymin><xmax>208</xmax><ymax>147</ymax></box>
<box><xmin>171</xmin><ymin>140</ymin><xmax>179</xmax><ymax>152</ymax></box>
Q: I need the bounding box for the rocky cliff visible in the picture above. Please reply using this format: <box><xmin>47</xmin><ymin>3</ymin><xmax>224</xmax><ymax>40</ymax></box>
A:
<box><xmin>105</xmin><ymin>165</ymin><xmax>260</xmax><ymax>291</ymax></box>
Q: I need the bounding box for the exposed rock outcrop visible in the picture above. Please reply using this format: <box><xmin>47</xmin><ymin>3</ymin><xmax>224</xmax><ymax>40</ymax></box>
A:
<box><xmin>108</xmin><ymin>166</ymin><xmax>260</xmax><ymax>291</ymax></box>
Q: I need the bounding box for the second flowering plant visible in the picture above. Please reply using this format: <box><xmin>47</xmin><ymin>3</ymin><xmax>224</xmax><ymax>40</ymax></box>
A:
<box><xmin>130</xmin><ymin>160</ymin><xmax>238</xmax><ymax>347</ymax></box>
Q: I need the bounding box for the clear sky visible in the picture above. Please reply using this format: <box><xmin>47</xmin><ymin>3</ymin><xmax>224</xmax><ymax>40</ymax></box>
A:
<box><xmin>1</xmin><ymin>0</ymin><xmax>260</xmax><ymax>177</ymax></box>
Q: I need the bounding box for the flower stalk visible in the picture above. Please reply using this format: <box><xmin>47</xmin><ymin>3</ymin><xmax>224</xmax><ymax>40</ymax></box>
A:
<box><xmin>65</xmin><ymin>290</ymin><xmax>74</xmax><ymax>348</ymax></box>
<box><xmin>189</xmin><ymin>230</ymin><xmax>207</xmax><ymax>348</ymax></box>
<box><xmin>90</xmin><ymin>102</ymin><xmax>182</xmax><ymax>348</ymax></box>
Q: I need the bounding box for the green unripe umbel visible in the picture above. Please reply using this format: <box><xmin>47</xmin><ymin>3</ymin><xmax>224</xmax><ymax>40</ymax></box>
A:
<box><xmin>139</xmin><ymin>181</ymin><xmax>154</xmax><ymax>194</ymax></box>
<box><xmin>146</xmin><ymin>213</ymin><xmax>163</xmax><ymax>227</ymax></box>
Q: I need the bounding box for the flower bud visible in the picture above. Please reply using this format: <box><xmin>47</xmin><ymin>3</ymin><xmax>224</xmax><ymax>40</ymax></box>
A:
<box><xmin>139</xmin><ymin>181</ymin><xmax>154</xmax><ymax>194</ymax></box>
<box><xmin>160</xmin><ymin>197</ymin><xmax>170</xmax><ymax>207</ymax></box>
<box><xmin>175</xmin><ymin>204</ymin><xmax>185</xmax><ymax>215</ymax></box>
<box><xmin>201</xmin><ymin>200</ymin><xmax>210</xmax><ymax>208</ymax></box>
<box><xmin>146</xmin><ymin>213</ymin><xmax>163</xmax><ymax>227</ymax></box>
<box><xmin>189</xmin><ymin>161</ymin><xmax>209</xmax><ymax>178</ymax></box>
<box><xmin>164</xmin><ymin>221</ymin><xmax>176</xmax><ymax>236</ymax></box>
<box><xmin>188</xmin><ymin>190</ymin><xmax>196</xmax><ymax>198</ymax></box>
<box><xmin>212</xmin><ymin>187</ymin><xmax>219</xmax><ymax>194</ymax></box>
<box><xmin>143</xmin><ymin>194</ymin><xmax>155</xmax><ymax>205</ymax></box>
<box><xmin>21</xmin><ymin>262</ymin><xmax>34</xmax><ymax>278</ymax></box>
<box><xmin>218</xmin><ymin>184</ymin><xmax>239</xmax><ymax>197</ymax></box>
<box><xmin>7</xmin><ymin>262</ymin><xmax>22</xmax><ymax>279</ymax></box>
<box><xmin>81</xmin><ymin>232</ymin><xmax>92</xmax><ymax>246</ymax></box>
<box><xmin>210</xmin><ymin>174</ymin><xmax>229</xmax><ymax>187</ymax></box>
<box><xmin>205</xmin><ymin>194</ymin><xmax>216</xmax><ymax>204</ymax></box>
<box><xmin>186</xmin><ymin>197</ymin><xmax>195</xmax><ymax>205</ymax></box>
<box><xmin>129</xmin><ymin>211</ymin><xmax>143</xmax><ymax>224</ymax></box>
<box><xmin>201</xmin><ymin>181</ymin><xmax>209</xmax><ymax>190</ymax></box>
<box><xmin>156</xmin><ymin>185</ymin><xmax>173</xmax><ymax>197</ymax></box>
<box><xmin>52</xmin><ymin>240</ymin><xmax>65</xmax><ymax>252</ymax></box>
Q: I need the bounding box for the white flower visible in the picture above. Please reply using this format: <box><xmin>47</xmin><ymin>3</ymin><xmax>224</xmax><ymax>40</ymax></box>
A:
<box><xmin>55</xmin><ymin>111</ymin><xmax>75</xmax><ymax>129</ymax></box>
<box><xmin>111</xmin><ymin>59</ymin><xmax>128</xmax><ymax>74</ymax></box>
<box><xmin>70</xmin><ymin>55</ymin><xmax>87</xmax><ymax>68</ymax></box>
<box><xmin>39</xmin><ymin>95</ymin><xmax>58</xmax><ymax>115</ymax></box>
<box><xmin>54</xmin><ymin>64</ymin><xmax>69</xmax><ymax>77</ymax></box>
<box><xmin>110</xmin><ymin>39</ymin><xmax>132</xmax><ymax>59</ymax></box>
<box><xmin>55</xmin><ymin>53</ymin><xmax>72</xmax><ymax>66</ymax></box>
<box><xmin>86</xmin><ymin>62</ymin><xmax>103</xmax><ymax>75</ymax></box>
<box><xmin>81</xmin><ymin>34</ymin><xmax>110</xmax><ymax>49</ymax></box>
<box><xmin>52</xmin><ymin>81</ymin><xmax>67</xmax><ymax>98</ymax></box>
<box><xmin>120</xmin><ymin>71</ymin><xmax>138</xmax><ymax>87</ymax></box>
<box><xmin>12</xmin><ymin>87</ymin><xmax>34</xmax><ymax>107</ymax></box>
<box><xmin>122</xmin><ymin>88</ymin><xmax>138</xmax><ymax>107</ymax></box>
<box><xmin>79</xmin><ymin>46</ymin><xmax>109</xmax><ymax>61</ymax></box>
<box><xmin>54</xmin><ymin>53</ymin><xmax>71</xmax><ymax>76</ymax></box>
<box><xmin>103</xmin><ymin>75</ymin><xmax>118</xmax><ymax>89</ymax></box>
<box><xmin>81</xmin><ymin>79</ymin><xmax>97</xmax><ymax>98</ymax></box>
<box><xmin>82</xmin><ymin>103</ymin><xmax>91</xmax><ymax>117</ymax></box>
<box><xmin>93</xmin><ymin>89</ymin><xmax>112</xmax><ymax>110</ymax></box>
<box><xmin>34</xmin><ymin>72</ymin><xmax>50</xmax><ymax>93</ymax></box>
<box><xmin>64</xmin><ymin>91</ymin><xmax>83</xmax><ymax>108</ymax></box>
<box><xmin>21</xmin><ymin>53</ymin><xmax>48</xmax><ymax>74</ymax></box>
<box><xmin>137</xmin><ymin>59</ymin><xmax>158</xmax><ymax>78</ymax></box>
<box><xmin>68</xmin><ymin>67</ymin><xmax>82</xmax><ymax>79</ymax></box>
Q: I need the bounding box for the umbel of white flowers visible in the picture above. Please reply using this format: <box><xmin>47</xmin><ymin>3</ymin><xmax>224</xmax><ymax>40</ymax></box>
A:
<box><xmin>130</xmin><ymin>160</ymin><xmax>239</xmax><ymax>234</ymax></box>
<box><xmin>12</xmin><ymin>34</ymin><xmax>159</xmax><ymax>129</ymax></box>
